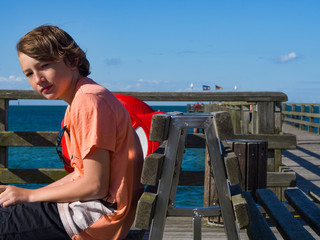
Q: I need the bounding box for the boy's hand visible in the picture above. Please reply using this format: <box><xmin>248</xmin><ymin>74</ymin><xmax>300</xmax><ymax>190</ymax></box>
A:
<box><xmin>0</xmin><ymin>185</ymin><xmax>32</xmax><ymax>208</ymax></box>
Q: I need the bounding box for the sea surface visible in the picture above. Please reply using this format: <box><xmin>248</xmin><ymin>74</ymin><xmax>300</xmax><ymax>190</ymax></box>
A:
<box><xmin>8</xmin><ymin>105</ymin><xmax>205</xmax><ymax>207</ymax></box>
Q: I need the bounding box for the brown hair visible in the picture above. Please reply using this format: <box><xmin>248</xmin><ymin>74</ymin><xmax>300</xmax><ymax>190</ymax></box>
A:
<box><xmin>16</xmin><ymin>25</ymin><xmax>90</xmax><ymax>77</ymax></box>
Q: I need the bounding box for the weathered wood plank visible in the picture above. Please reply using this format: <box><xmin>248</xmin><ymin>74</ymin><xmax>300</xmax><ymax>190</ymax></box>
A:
<box><xmin>0</xmin><ymin>90</ymin><xmax>288</xmax><ymax>101</ymax></box>
<box><xmin>256</xmin><ymin>188</ymin><xmax>314</xmax><ymax>240</ymax></box>
<box><xmin>242</xmin><ymin>191</ymin><xmax>277</xmax><ymax>240</ymax></box>
<box><xmin>230</xmin><ymin>105</ymin><xmax>241</xmax><ymax>134</ymax></box>
<box><xmin>140</xmin><ymin>152</ymin><xmax>164</xmax><ymax>186</ymax></box>
<box><xmin>95</xmin><ymin>91</ymin><xmax>290</xmax><ymax>102</ymax></box>
<box><xmin>231</xmin><ymin>193</ymin><xmax>249</xmax><ymax>229</ymax></box>
<box><xmin>255</xmin><ymin>101</ymin><xmax>275</xmax><ymax>134</ymax></box>
<box><xmin>266</xmin><ymin>172</ymin><xmax>296</xmax><ymax>187</ymax></box>
<box><xmin>240</xmin><ymin>105</ymin><xmax>251</xmax><ymax>134</ymax></box>
<box><xmin>309</xmin><ymin>190</ymin><xmax>320</xmax><ymax>203</ymax></box>
<box><xmin>140</xmin><ymin>143</ymin><xmax>167</xmax><ymax>186</ymax></box>
<box><xmin>0</xmin><ymin>99</ymin><xmax>9</xmax><ymax>167</ymax></box>
<box><xmin>0</xmin><ymin>131</ymin><xmax>296</xmax><ymax>150</ymax></box>
<box><xmin>0</xmin><ymin>90</ymin><xmax>44</xmax><ymax>100</ymax></box>
<box><xmin>257</xmin><ymin>141</ymin><xmax>268</xmax><ymax>189</ymax></box>
<box><xmin>235</xmin><ymin>133</ymin><xmax>296</xmax><ymax>149</ymax></box>
<box><xmin>0</xmin><ymin>131</ymin><xmax>57</xmax><ymax>146</ymax></box>
<box><xmin>212</xmin><ymin>111</ymin><xmax>235</xmax><ymax>140</ymax></box>
<box><xmin>247</xmin><ymin>142</ymin><xmax>258</xmax><ymax>192</ymax></box>
<box><xmin>274</xmin><ymin>102</ymin><xmax>282</xmax><ymax>134</ymax></box>
<box><xmin>282</xmin><ymin>110</ymin><xmax>320</xmax><ymax>118</ymax></box>
<box><xmin>229</xmin><ymin>140</ymin><xmax>268</xmax><ymax>192</ymax></box>
<box><xmin>283</xmin><ymin>117</ymin><xmax>320</xmax><ymax>128</ymax></box>
<box><xmin>134</xmin><ymin>192</ymin><xmax>157</xmax><ymax>230</ymax></box>
<box><xmin>0</xmin><ymin>168</ymin><xmax>67</xmax><ymax>184</ymax></box>
<box><xmin>285</xmin><ymin>188</ymin><xmax>320</xmax><ymax>236</ymax></box>
<box><xmin>179</xmin><ymin>170</ymin><xmax>296</xmax><ymax>188</ymax></box>
<box><xmin>186</xmin><ymin>133</ymin><xmax>296</xmax><ymax>150</ymax></box>
<box><xmin>0</xmin><ymin>168</ymin><xmax>203</xmax><ymax>187</ymax></box>
<box><xmin>232</xmin><ymin>141</ymin><xmax>247</xmax><ymax>190</ymax></box>
<box><xmin>0</xmin><ymin>99</ymin><xmax>8</xmax><ymax>131</ymax></box>
<box><xmin>149</xmin><ymin>114</ymin><xmax>170</xmax><ymax>142</ymax></box>
<box><xmin>223</xmin><ymin>151</ymin><xmax>242</xmax><ymax>186</ymax></box>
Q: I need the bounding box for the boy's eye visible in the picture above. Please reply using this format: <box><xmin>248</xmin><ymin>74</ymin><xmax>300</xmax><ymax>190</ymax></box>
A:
<box><xmin>25</xmin><ymin>72</ymin><xmax>33</xmax><ymax>77</ymax></box>
<box><xmin>41</xmin><ymin>63</ymin><xmax>50</xmax><ymax>68</ymax></box>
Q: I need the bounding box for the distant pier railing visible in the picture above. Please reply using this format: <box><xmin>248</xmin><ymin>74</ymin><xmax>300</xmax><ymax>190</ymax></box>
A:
<box><xmin>282</xmin><ymin>103</ymin><xmax>320</xmax><ymax>134</ymax></box>
<box><xmin>0</xmin><ymin>90</ymin><xmax>294</xmax><ymax>201</ymax></box>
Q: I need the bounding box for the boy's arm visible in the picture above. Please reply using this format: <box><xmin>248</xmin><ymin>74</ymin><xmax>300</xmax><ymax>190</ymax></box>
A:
<box><xmin>41</xmin><ymin>171</ymin><xmax>75</xmax><ymax>189</ymax></box>
<box><xmin>0</xmin><ymin>147</ymin><xmax>110</xmax><ymax>207</ymax></box>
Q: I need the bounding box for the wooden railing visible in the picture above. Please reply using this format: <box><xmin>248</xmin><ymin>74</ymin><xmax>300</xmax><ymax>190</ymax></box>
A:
<box><xmin>189</xmin><ymin>100</ymin><xmax>297</xmax><ymax>201</ymax></box>
<box><xmin>190</xmin><ymin>101</ymin><xmax>296</xmax><ymax>171</ymax></box>
<box><xmin>0</xmin><ymin>90</ymin><xmax>294</xmax><ymax>192</ymax></box>
<box><xmin>282</xmin><ymin>103</ymin><xmax>320</xmax><ymax>134</ymax></box>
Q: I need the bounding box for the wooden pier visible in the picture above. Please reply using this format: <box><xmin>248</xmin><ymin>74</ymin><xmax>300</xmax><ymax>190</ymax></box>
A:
<box><xmin>2</xmin><ymin>90</ymin><xmax>320</xmax><ymax>239</ymax></box>
<box><xmin>157</xmin><ymin>123</ymin><xmax>320</xmax><ymax>239</ymax></box>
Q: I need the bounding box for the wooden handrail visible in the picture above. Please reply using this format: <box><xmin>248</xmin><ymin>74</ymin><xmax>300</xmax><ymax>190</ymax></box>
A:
<box><xmin>0</xmin><ymin>90</ymin><xmax>288</xmax><ymax>102</ymax></box>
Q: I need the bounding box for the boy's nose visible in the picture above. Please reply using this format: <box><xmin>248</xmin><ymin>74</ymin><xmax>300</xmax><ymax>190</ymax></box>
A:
<box><xmin>34</xmin><ymin>73</ymin><xmax>45</xmax><ymax>85</ymax></box>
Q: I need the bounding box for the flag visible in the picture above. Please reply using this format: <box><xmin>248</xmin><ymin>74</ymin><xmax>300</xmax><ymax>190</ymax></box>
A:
<box><xmin>215</xmin><ymin>85</ymin><xmax>223</xmax><ymax>90</ymax></box>
<box><xmin>202</xmin><ymin>85</ymin><xmax>211</xmax><ymax>91</ymax></box>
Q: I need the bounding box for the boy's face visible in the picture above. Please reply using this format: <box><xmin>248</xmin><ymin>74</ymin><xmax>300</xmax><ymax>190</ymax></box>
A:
<box><xmin>18</xmin><ymin>52</ymin><xmax>78</xmax><ymax>103</ymax></box>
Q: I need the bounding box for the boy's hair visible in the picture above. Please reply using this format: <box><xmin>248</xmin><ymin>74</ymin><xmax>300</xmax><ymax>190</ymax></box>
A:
<box><xmin>16</xmin><ymin>25</ymin><xmax>90</xmax><ymax>77</ymax></box>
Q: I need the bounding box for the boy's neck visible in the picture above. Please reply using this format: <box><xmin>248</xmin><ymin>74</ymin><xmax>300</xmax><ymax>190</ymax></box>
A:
<box><xmin>62</xmin><ymin>74</ymin><xmax>84</xmax><ymax>105</ymax></box>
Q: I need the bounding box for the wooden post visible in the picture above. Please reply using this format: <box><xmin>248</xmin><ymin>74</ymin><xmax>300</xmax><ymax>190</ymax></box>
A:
<box><xmin>203</xmin><ymin>146</ymin><xmax>221</xmax><ymax>224</ymax></box>
<box><xmin>274</xmin><ymin>102</ymin><xmax>282</xmax><ymax>134</ymax></box>
<box><xmin>292</xmin><ymin>104</ymin><xmax>297</xmax><ymax>128</ymax></box>
<box><xmin>309</xmin><ymin>105</ymin><xmax>314</xmax><ymax>133</ymax></box>
<box><xmin>232</xmin><ymin>105</ymin><xmax>241</xmax><ymax>134</ymax></box>
<box><xmin>187</xmin><ymin>104</ymin><xmax>191</xmax><ymax>112</ymax></box>
<box><xmin>251</xmin><ymin>103</ymin><xmax>258</xmax><ymax>134</ymax></box>
<box><xmin>0</xmin><ymin>99</ymin><xmax>8</xmax><ymax>168</ymax></box>
<box><xmin>255</xmin><ymin>102</ymin><xmax>275</xmax><ymax>134</ymax></box>
<box><xmin>241</xmin><ymin>105</ymin><xmax>251</xmax><ymax>134</ymax></box>
<box><xmin>301</xmin><ymin>105</ymin><xmax>306</xmax><ymax>131</ymax></box>
<box><xmin>318</xmin><ymin>104</ymin><xmax>320</xmax><ymax>135</ymax></box>
<box><xmin>274</xmin><ymin>102</ymin><xmax>283</xmax><ymax>172</ymax></box>
<box><xmin>253</xmin><ymin>101</ymin><xmax>277</xmax><ymax>173</ymax></box>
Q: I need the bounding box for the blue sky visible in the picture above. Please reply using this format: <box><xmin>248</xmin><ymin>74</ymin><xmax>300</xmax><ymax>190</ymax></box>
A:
<box><xmin>0</xmin><ymin>0</ymin><xmax>320</xmax><ymax>104</ymax></box>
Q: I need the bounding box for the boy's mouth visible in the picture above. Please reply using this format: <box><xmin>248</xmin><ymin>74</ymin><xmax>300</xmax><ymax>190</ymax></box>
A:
<box><xmin>41</xmin><ymin>85</ymin><xmax>53</xmax><ymax>94</ymax></box>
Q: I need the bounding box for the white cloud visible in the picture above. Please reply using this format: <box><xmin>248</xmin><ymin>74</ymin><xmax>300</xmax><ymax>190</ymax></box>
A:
<box><xmin>113</xmin><ymin>78</ymin><xmax>166</xmax><ymax>91</ymax></box>
<box><xmin>0</xmin><ymin>75</ymin><xmax>29</xmax><ymax>90</ymax></box>
<box><xmin>137</xmin><ymin>78</ymin><xmax>160</xmax><ymax>84</ymax></box>
<box><xmin>279</xmin><ymin>52</ymin><xmax>298</xmax><ymax>63</ymax></box>
<box><xmin>0</xmin><ymin>75</ymin><xmax>26</xmax><ymax>82</ymax></box>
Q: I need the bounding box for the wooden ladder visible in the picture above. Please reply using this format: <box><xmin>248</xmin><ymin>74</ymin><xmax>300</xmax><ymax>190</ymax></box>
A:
<box><xmin>136</xmin><ymin>112</ymin><xmax>240</xmax><ymax>240</ymax></box>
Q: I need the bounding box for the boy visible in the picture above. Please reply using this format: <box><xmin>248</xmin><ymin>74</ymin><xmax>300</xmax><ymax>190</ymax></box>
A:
<box><xmin>0</xmin><ymin>25</ymin><xmax>144</xmax><ymax>240</ymax></box>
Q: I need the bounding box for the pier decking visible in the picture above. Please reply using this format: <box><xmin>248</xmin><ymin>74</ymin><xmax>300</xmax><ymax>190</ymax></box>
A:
<box><xmin>282</xmin><ymin>124</ymin><xmax>320</xmax><ymax>195</ymax></box>
<box><xmin>155</xmin><ymin>124</ymin><xmax>320</xmax><ymax>240</ymax></box>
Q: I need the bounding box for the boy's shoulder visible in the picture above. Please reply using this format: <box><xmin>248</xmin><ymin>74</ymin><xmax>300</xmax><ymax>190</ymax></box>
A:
<box><xmin>73</xmin><ymin>77</ymin><xmax>124</xmax><ymax>111</ymax></box>
<box><xmin>76</xmin><ymin>77</ymin><xmax>108</xmax><ymax>95</ymax></box>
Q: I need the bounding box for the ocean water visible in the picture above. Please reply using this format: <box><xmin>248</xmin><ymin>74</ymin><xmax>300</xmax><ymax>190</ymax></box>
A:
<box><xmin>8</xmin><ymin>105</ymin><xmax>205</xmax><ymax>207</ymax></box>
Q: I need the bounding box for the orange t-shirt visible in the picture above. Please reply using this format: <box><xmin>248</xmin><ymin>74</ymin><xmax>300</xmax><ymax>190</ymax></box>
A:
<box><xmin>58</xmin><ymin>77</ymin><xmax>144</xmax><ymax>240</ymax></box>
